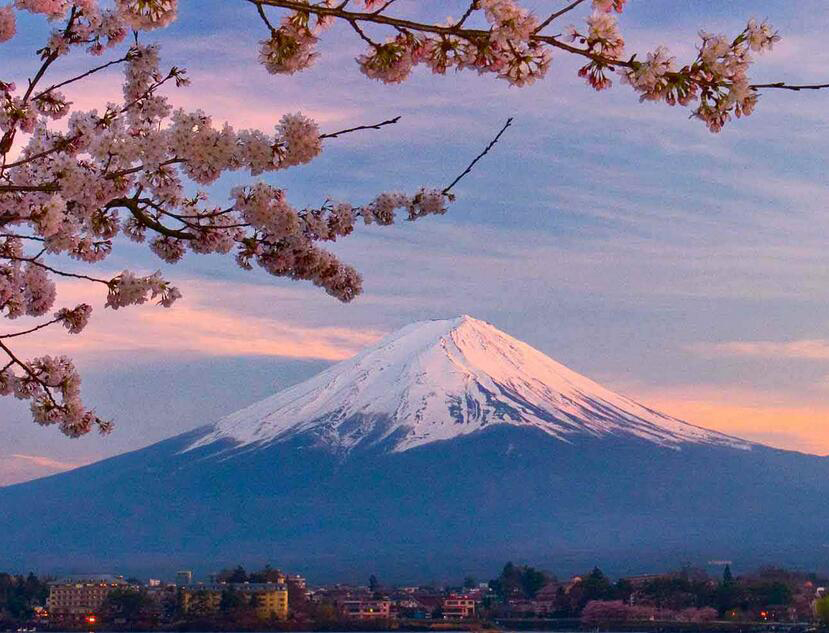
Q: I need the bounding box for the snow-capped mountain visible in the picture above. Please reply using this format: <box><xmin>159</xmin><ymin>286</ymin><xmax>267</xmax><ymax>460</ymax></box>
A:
<box><xmin>192</xmin><ymin>315</ymin><xmax>748</xmax><ymax>453</ymax></box>
<box><xmin>1</xmin><ymin>315</ymin><xmax>828</xmax><ymax>581</ymax></box>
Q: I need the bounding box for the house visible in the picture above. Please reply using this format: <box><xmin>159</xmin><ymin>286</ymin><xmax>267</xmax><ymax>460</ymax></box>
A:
<box><xmin>443</xmin><ymin>594</ymin><xmax>476</xmax><ymax>619</ymax></box>
<box><xmin>181</xmin><ymin>583</ymin><xmax>289</xmax><ymax>619</ymax></box>
<box><xmin>339</xmin><ymin>598</ymin><xmax>392</xmax><ymax>620</ymax></box>
<box><xmin>46</xmin><ymin>575</ymin><xmax>131</xmax><ymax>625</ymax></box>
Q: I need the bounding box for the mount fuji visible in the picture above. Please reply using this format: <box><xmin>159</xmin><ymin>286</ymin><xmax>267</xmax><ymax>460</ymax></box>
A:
<box><xmin>1</xmin><ymin>315</ymin><xmax>828</xmax><ymax>580</ymax></box>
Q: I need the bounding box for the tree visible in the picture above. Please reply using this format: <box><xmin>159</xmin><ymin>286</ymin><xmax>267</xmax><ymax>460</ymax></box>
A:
<box><xmin>723</xmin><ymin>565</ymin><xmax>734</xmax><ymax>585</ymax></box>
<box><xmin>249</xmin><ymin>564</ymin><xmax>282</xmax><ymax>584</ymax></box>
<box><xmin>369</xmin><ymin>574</ymin><xmax>380</xmax><ymax>592</ymax></box>
<box><xmin>581</xmin><ymin>600</ymin><xmax>631</xmax><ymax>626</ymax></box>
<box><xmin>580</xmin><ymin>567</ymin><xmax>615</xmax><ymax>605</ymax></box>
<box><xmin>219</xmin><ymin>587</ymin><xmax>246</xmax><ymax>614</ymax></box>
<box><xmin>0</xmin><ymin>573</ymin><xmax>48</xmax><ymax>623</ymax></box>
<box><xmin>100</xmin><ymin>588</ymin><xmax>157</xmax><ymax>626</ymax></box>
<box><xmin>490</xmin><ymin>561</ymin><xmax>553</xmax><ymax>600</ymax></box>
<box><xmin>0</xmin><ymin>0</ymin><xmax>824</xmax><ymax>434</ymax></box>
<box><xmin>225</xmin><ymin>565</ymin><xmax>249</xmax><ymax>584</ymax></box>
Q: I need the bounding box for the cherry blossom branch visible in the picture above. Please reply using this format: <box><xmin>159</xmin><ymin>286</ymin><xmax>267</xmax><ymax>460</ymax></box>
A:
<box><xmin>22</xmin><ymin>7</ymin><xmax>79</xmax><ymax>103</ymax></box>
<box><xmin>107</xmin><ymin>197</ymin><xmax>196</xmax><ymax>239</ymax></box>
<box><xmin>2</xmin><ymin>253</ymin><xmax>111</xmax><ymax>285</ymax></box>
<box><xmin>535</xmin><ymin>0</ymin><xmax>590</xmax><ymax>33</ymax></box>
<box><xmin>33</xmin><ymin>55</ymin><xmax>130</xmax><ymax>101</ymax></box>
<box><xmin>0</xmin><ymin>339</ymin><xmax>61</xmax><ymax>408</ymax></box>
<box><xmin>0</xmin><ymin>316</ymin><xmax>62</xmax><ymax>339</ymax></box>
<box><xmin>750</xmin><ymin>81</ymin><xmax>829</xmax><ymax>91</ymax></box>
<box><xmin>443</xmin><ymin>117</ymin><xmax>513</xmax><ymax>195</ymax></box>
<box><xmin>1</xmin><ymin>137</ymin><xmax>79</xmax><ymax>171</ymax></box>
<box><xmin>319</xmin><ymin>115</ymin><xmax>401</xmax><ymax>139</ymax></box>
<box><xmin>0</xmin><ymin>184</ymin><xmax>60</xmax><ymax>193</ymax></box>
<box><xmin>250</xmin><ymin>1</ymin><xmax>829</xmax><ymax>97</ymax></box>
<box><xmin>252</xmin><ymin>0</ymin><xmax>630</xmax><ymax>67</ymax></box>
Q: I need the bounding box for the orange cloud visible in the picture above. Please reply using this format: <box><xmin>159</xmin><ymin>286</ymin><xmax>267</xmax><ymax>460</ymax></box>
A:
<box><xmin>636</xmin><ymin>385</ymin><xmax>829</xmax><ymax>456</ymax></box>
<box><xmin>9</xmin><ymin>278</ymin><xmax>384</xmax><ymax>363</ymax></box>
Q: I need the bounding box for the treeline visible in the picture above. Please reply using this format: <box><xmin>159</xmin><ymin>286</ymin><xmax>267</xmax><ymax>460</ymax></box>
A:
<box><xmin>0</xmin><ymin>572</ymin><xmax>49</xmax><ymax>626</ymax></box>
<box><xmin>486</xmin><ymin>562</ymin><xmax>829</xmax><ymax>623</ymax></box>
<box><xmin>214</xmin><ymin>565</ymin><xmax>286</xmax><ymax>584</ymax></box>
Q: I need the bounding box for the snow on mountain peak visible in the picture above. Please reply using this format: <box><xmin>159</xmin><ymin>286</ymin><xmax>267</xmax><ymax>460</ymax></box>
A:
<box><xmin>189</xmin><ymin>315</ymin><xmax>750</xmax><ymax>454</ymax></box>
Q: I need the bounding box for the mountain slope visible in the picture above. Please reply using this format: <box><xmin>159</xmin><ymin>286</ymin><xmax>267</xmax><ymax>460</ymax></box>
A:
<box><xmin>192</xmin><ymin>315</ymin><xmax>748</xmax><ymax>453</ymax></box>
<box><xmin>1</xmin><ymin>315</ymin><xmax>826</xmax><ymax>581</ymax></box>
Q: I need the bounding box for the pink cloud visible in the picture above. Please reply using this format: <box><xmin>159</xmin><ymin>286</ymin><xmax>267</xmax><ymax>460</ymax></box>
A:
<box><xmin>688</xmin><ymin>339</ymin><xmax>829</xmax><ymax>360</ymax></box>
<box><xmin>0</xmin><ymin>454</ymin><xmax>86</xmax><ymax>486</ymax></box>
<box><xmin>8</xmin><ymin>277</ymin><xmax>384</xmax><ymax>363</ymax></box>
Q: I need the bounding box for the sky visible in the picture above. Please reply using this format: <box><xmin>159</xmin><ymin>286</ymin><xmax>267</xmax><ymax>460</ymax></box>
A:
<box><xmin>2</xmin><ymin>0</ymin><xmax>829</xmax><ymax>484</ymax></box>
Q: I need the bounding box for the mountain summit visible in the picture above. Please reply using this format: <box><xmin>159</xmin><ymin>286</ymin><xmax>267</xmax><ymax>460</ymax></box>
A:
<box><xmin>1</xmin><ymin>316</ymin><xmax>828</xmax><ymax>581</ymax></box>
<box><xmin>193</xmin><ymin>315</ymin><xmax>747</xmax><ymax>453</ymax></box>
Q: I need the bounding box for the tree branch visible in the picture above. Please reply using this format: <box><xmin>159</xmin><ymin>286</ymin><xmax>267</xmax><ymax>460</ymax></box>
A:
<box><xmin>0</xmin><ymin>317</ymin><xmax>62</xmax><ymax>339</ymax></box>
<box><xmin>750</xmin><ymin>81</ymin><xmax>829</xmax><ymax>91</ymax></box>
<box><xmin>33</xmin><ymin>55</ymin><xmax>130</xmax><ymax>101</ymax></box>
<box><xmin>252</xmin><ymin>1</ymin><xmax>829</xmax><ymax>92</ymax></box>
<box><xmin>443</xmin><ymin>117</ymin><xmax>513</xmax><ymax>194</ymax></box>
<box><xmin>535</xmin><ymin>0</ymin><xmax>589</xmax><ymax>33</ymax></box>
<box><xmin>319</xmin><ymin>115</ymin><xmax>401</xmax><ymax>139</ymax></box>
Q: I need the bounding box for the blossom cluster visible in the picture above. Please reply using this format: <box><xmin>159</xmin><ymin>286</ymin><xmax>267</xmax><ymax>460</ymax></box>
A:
<box><xmin>0</xmin><ymin>2</ymin><xmax>454</xmax><ymax>436</ymax></box>
<box><xmin>3</xmin><ymin>0</ymin><xmax>176</xmax><ymax>39</ymax></box>
<box><xmin>352</xmin><ymin>1</ymin><xmax>554</xmax><ymax>88</ymax></box>
<box><xmin>622</xmin><ymin>19</ymin><xmax>780</xmax><ymax>132</ymax></box>
<box><xmin>0</xmin><ymin>353</ymin><xmax>108</xmax><ymax>437</ymax></box>
<box><xmin>246</xmin><ymin>0</ymin><xmax>783</xmax><ymax>133</ymax></box>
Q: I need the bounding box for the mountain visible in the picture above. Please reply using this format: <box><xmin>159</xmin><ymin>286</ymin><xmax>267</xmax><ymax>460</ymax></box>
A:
<box><xmin>191</xmin><ymin>315</ymin><xmax>749</xmax><ymax>454</ymax></box>
<box><xmin>1</xmin><ymin>315</ymin><xmax>828</xmax><ymax>581</ymax></box>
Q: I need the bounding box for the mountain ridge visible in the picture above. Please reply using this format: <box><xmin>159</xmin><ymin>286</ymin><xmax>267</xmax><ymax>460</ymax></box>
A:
<box><xmin>190</xmin><ymin>314</ymin><xmax>750</xmax><ymax>455</ymax></box>
<box><xmin>2</xmin><ymin>315</ymin><xmax>827</xmax><ymax>580</ymax></box>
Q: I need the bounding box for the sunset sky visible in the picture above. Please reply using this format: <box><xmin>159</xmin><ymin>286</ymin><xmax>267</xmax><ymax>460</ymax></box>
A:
<box><xmin>3</xmin><ymin>0</ymin><xmax>829</xmax><ymax>484</ymax></box>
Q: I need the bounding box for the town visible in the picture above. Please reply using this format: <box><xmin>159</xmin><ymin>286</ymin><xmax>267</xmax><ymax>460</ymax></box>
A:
<box><xmin>2</xmin><ymin>563</ymin><xmax>829</xmax><ymax>631</ymax></box>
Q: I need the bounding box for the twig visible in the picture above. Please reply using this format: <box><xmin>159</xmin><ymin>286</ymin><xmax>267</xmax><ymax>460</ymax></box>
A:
<box><xmin>33</xmin><ymin>55</ymin><xmax>130</xmax><ymax>100</ymax></box>
<box><xmin>0</xmin><ymin>184</ymin><xmax>60</xmax><ymax>193</ymax></box>
<box><xmin>443</xmin><ymin>117</ymin><xmax>513</xmax><ymax>194</ymax></box>
<box><xmin>454</xmin><ymin>2</ymin><xmax>477</xmax><ymax>30</ymax></box>
<box><xmin>0</xmin><ymin>317</ymin><xmax>62</xmax><ymax>339</ymax></box>
<box><xmin>750</xmin><ymin>82</ymin><xmax>829</xmax><ymax>91</ymax></box>
<box><xmin>6</xmin><ymin>256</ymin><xmax>111</xmax><ymax>285</ymax></box>
<box><xmin>319</xmin><ymin>115</ymin><xmax>401</xmax><ymax>139</ymax></box>
<box><xmin>535</xmin><ymin>0</ymin><xmax>589</xmax><ymax>33</ymax></box>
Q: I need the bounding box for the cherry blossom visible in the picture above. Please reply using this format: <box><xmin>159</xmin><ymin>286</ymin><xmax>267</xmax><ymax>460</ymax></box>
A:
<box><xmin>234</xmin><ymin>1</ymin><xmax>802</xmax><ymax>132</ymax></box>
<box><xmin>0</xmin><ymin>5</ymin><xmax>15</xmax><ymax>43</ymax></box>
<box><xmin>0</xmin><ymin>2</ymin><xmax>500</xmax><ymax>437</ymax></box>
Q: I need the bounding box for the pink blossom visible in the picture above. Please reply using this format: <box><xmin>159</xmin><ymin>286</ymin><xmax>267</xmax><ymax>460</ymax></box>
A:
<box><xmin>55</xmin><ymin>303</ymin><xmax>92</xmax><ymax>334</ymax></box>
<box><xmin>13</xmin><ymin>0</ymin><xmax>68</xmax><ymax>19</ymax></box>
<box><xmin>0</xmin><ymin>5</ymin><xmax>15</xmax><ymax>42</ymax></box>
<box><xmin>115</xmin><ymin>0</ymin><xmax>177</xmax><ymax>30</ymax></box>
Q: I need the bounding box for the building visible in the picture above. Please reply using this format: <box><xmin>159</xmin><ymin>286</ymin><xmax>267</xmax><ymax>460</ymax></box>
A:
<box><xmin>286</xmin><ymin>574</ymin><xmax>309</xmax><ymax>609</ymax></box>
<box><xmin>339</xmin><ymin>598</ymin><xmax>392</xmax><ymax>620</ymax></box>
<box><xmin>181</xmin><ymin>583</ymin><xmax>289</xmax><ymax>620</ymax></box>
<box><xmin>442</xmin><ymin>594</ymin><xmax>476</xmax><ymax>619</ymax></box>
<box><xmin>47</xmin><ymin>575</ymin><xmax>129</xmax><ymax>625</ymax></box>
<box><xmin>176</xmin><ymin>570</ymin><xmax>193</xmax><ymax>586</ymax></box>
